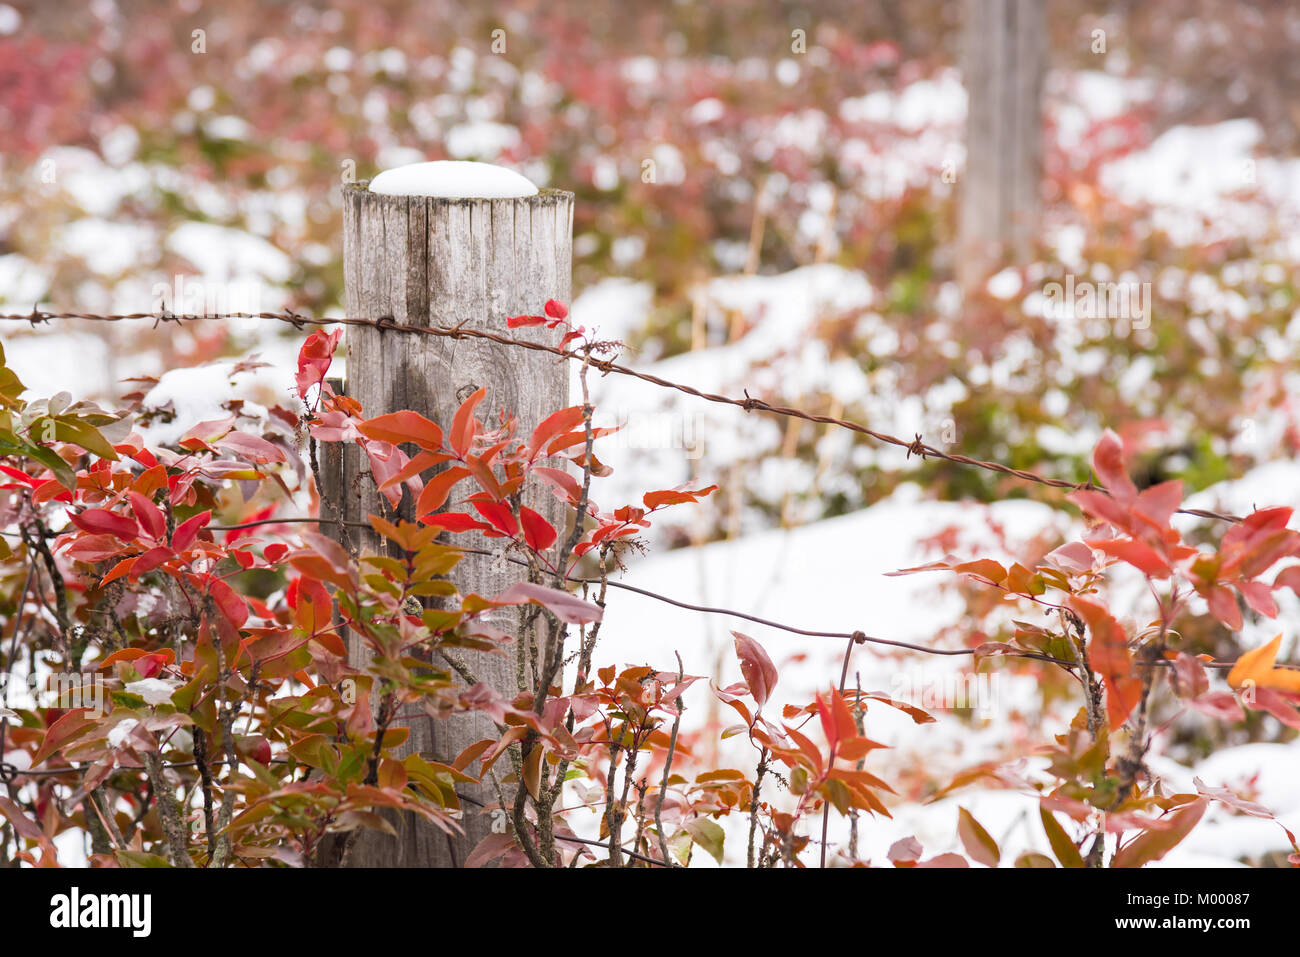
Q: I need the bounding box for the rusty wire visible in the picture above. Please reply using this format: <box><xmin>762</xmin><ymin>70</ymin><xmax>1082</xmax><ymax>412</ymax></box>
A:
<box><xmin>0</xmin><ymin>309</ymin><xmax>1247</xmax><ymax>523</ymax></box>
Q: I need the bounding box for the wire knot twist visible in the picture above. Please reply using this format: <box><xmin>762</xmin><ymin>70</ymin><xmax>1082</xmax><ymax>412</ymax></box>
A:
<box><xmin>741</xmin><ymin>389</ymin><xmax>760</xmax><ymax>412</ymax></box>
<box><xmin>906</xmin><ymin>433</ymin><xmax>927</xmax><ymax>460</ymax></box>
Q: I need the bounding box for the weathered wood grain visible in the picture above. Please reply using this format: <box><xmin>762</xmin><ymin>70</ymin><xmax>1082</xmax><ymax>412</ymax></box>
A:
<box><xmin>338</xmin><ymin>183</ymin><xmax>573</xmax><ymax>866</ymax></box>
<box><xmin>958</xmin><ymin>0</ymin><xmax>1045</xmax><ymax>291</ymax></box>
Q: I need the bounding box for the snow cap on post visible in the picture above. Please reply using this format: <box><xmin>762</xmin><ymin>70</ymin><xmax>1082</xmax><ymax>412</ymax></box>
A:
<box><xmin>368</xmin><ymin>160</ymin><xmax>539</xmax><ymax>199</ymax></box>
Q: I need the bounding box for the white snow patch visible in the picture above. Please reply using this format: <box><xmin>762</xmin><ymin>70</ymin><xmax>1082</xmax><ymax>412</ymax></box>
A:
<box><xmin>368</xmin><ymin>160</ymin><xmax>538</xmax><ymax>199</ymax></box>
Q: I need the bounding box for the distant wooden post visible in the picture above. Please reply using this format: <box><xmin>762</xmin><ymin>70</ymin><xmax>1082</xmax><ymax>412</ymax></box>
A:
<box><xmin>958</xmin><ymin>0</ymin><xmax>1046</xmax><ymax>292</ymax></box>
<box><xmin>331</xmin><ymin>181</ymin><xmax>573</xmax><ymax>866</ymax></box>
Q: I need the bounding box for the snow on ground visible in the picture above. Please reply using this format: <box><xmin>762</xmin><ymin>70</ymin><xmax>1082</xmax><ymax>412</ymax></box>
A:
<box><xmin>582</xmin><ymin>452</ymin><xmax>1300</xmax><ymax>866</ymax></box>
<box><xmin>579</xmin><ymin>264</ymin><xmax>888</xmax><ymax>527</ymax></box>
<box><xmin>581</xmin><ymin>484</ymin><xmax>1068</xmax><ymax>864</ymax></box>
<box><xmin>1102</xmin><ymin>118</ymin><xmax>1300</xmax><ymax>245</ymax></box>
<box><xmin>3</xmin><ymin>65</ymin><xmax>1299</xmax><ymax>866</ymax></box>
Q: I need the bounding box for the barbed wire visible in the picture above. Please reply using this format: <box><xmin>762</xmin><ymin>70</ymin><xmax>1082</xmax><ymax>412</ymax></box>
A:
<box><xmin>205</xmin><ymin>516</ymin><xmax>1277</xmax><ymax>674</ymax></box>
<box><xmin>0</xmin><ymin>309</ymin><xmax>1247</xmax><ymax>524</ymax></box>
<box><xmin>0</xmin><ymin>309</ymin><xmax>1281</xmax><ymax>864</ymax></box>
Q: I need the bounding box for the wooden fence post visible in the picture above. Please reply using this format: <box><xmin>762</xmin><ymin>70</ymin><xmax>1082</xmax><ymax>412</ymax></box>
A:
<box><xmin>333</xmin><ymin>180</ymin><xmax>573</xmax><ymax>866</ymax></box>
<box><xmin>958</xmin><ymin>0</ymin><xmax>1046</xmax><ymax>292</ymax></box>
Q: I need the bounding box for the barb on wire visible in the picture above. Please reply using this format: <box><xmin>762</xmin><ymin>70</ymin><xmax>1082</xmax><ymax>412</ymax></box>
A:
<box><xmin>0</xmin><ymin>309</ymin><xmax>1246</xmax><ymax>525</ymax></box>
<box><xmin>208</xmin><ymin>515</ymin><xmax>1275</xmax><ymax>674</ymax></box>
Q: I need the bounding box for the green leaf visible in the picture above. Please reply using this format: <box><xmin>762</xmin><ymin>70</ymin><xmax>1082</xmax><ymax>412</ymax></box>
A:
<box><xmin>52</xmin><ymin>416</ymin><xmax>119</xmax><ymax>460</ymax></box>
<box><xmin>1040</xmin><ymin>805</ymin><xmax>1084</xmax><ymax>869</ymax></box>
<box><xmin>667</xmin><ymin>829</ymin><xmax>693</xmax><ymax>865</ymax></box>
<box><xmin>1015</xmin><ymin>852</ymin><xmax>1056</xmax><ymax>868</ymax></box>
<box><xmin>115</xmin><ymin>850</ymin><xmax>174</xmax><ymax>868</ymax></box>
<box><xmin>0</xmin><ymin>438</ymin><xmax>75</xmax><ymax>489</ymax></box>
<box><xmin>683</xmin><ymin>818</ymin><xmax>725</xmax><ymax>865</ymax></box>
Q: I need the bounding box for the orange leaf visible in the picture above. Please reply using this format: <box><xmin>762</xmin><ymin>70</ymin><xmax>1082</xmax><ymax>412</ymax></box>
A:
<box><xmin>1226</xmin><ymin>635</ymin><xmax>1300</xmax><ymax>693</ymax></box>
<box><xmin>358</xmin><ymin>410</ymin><xmax>444</xmax><ymax>450</ymax></box>
<box><xmin>450</xmin><ymin>387</ymin><xmax>485</xmax><ymax>456</ymax></box>
<box><xmin>952</xmin><ymin>559</ymin><xmax>1007</xmax><ymax>585</ymax></box>
<box><xmin>1069</xmin><ymin>595</ymin><xmax>1142</xmax><ymax>729</ymax></box>
<box><xmin>378</xmin><ymin>450</ymin><xmax>454</xmax><ymax>491</ymax></box>
<box><xmin>415</xmin><ymin>466</ymin><xmax>469</xmax><ymax>517</ymax></box>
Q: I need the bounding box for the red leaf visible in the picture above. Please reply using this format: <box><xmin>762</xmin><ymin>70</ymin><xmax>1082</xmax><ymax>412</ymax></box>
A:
<box><xmin>492</xmin><ymin>582</ymin><xmax>603</xmax><ymax>624</ymax></box>
<box><xmin>465</xmin><ymin>454</ymin><xmax>504</xmax><ymax>502</ymax></box>
<box><xmin>450</xmin><ymin>387</ymin><xmax>486</xmax><ymax>456</ymax></box>
<box><xmin>128</xmin><ymin>491</ymin><xmax>166</xmax><ymax>540</ymax></box>
<box><xmin>1247</xmin><ymin>687</ymin><xmax>1300</xmax><ymax>729</ymax></box>
<box><xmin>528</xmin><ymin>407</ymin><xmax>586</xmax><ymax>460</ymax></box>
<box><xmin>295</xmin><ymin>328</ymin><xmax>342</xmax><ymax>399</ymax></box>
<box><xmin>916</xmin><ymin>853</ymin><xmax>970</xmax><ymax>868</ymax></box>
<box><xmin>99</xmin><ymin>556</ymin><xmax>136</xmax><ymax>585</ymax></box>
<box><xmin>1045</xmin><ymin>541</ymin><xmax>1095</xmax><ymax>572</ymax></box>
<box><xmin>172</xmin><ymin>510</ymin><xmax>211</xmax><ymax>552</ymax></box>
<box><xmin>131</xmin><ymin>545</ymin><xmax>173</xmax><ymax>577</ymax></box>
<box><xmin>1237</xmin><ymin>580</ymin><xmax>1278</xmax><ymax>618</ymax></box>
<box><xmin>1193</xmin><ymin>778</ymin><xmax>1277</xmax><ymax>818</ymax></box>
<box><xmin>1132</xmin><ymin>480</ymin><xmax>1183</xmax><ymax>530</ymax></box>
<box><xmin>1111</xmin><ymin>798</ymin><xmax>1207</xmax><ymax>868</ymax></box>
<box><xmin>70</xmin><ymin>508</ymin><xmax>138</xmax><ymax>540</ymax></box>
<box><xmin>0</xmin><ymin>795</ymin><xmax>48</xmax><ymax>843</ymax></box>
<box><xmin>1067</xmin><ymin>489</ymin><xmax>1132</xmax><ymax>531</ymax></box>
<box><xmin>472</xmin><ymin>501</ymin><xmax>518</xmax><ymax>537</ymax></box>
<box><xmin>32</xmin><ymin>708</ymin><xmax>95</xmax><ymax>767</ymax></box>
<box><xmin>506</xmin><ymin>315</ymin><xmax>547</xmax><ymax>328</ymax></box>
<box><xmin>63</xmin><ymin>533</ymin><xmax>127</xmax><ymax>563</ymax></box>
<box><xmin>888</xmin><ymin>836</ymin><xmax>923</xmax><ymax>864</ymax></box>
<box><xmin>378</xmin><ymin>450</ymin><xmax>454</xmax><ymax>491</ymax></box>
<box><xmin>216</xmin><ymin>430</ymin><xmax>287</xmax><ymax>463</ymax></box>
<box><xmin>732</xmin><ymin>631</ymin><xmax>778</xmax><ymax>709</ymax></box>
<box><xmin>1092</xmin><ymin>430</ymin><xmax>1137</xmax><ymax>503</ymax></box>
<box><xmin>1205</xmin><ymin>585</ymin><xmax>1242</xmax><ymax>630</ymax></box>
<box><xmin>957</xmin><ymin>807</ymin><xmax>1001</xmax><ymax>867</ymax></box>
<box><xmin>544</xmin><ymin>299</ymin><xmax>568</xmax><ymax>320</ymax></box>
<box><xmin>421</xmin><ymin>512</ymin><xmax>490</xmax><ymax>533</ymax></box>
<box><xmin>358</xmin><ymin>411</ymin><xmax>444</xmax><ymax>451</ymax></box>
<box><xmin>533</xmin><ymin>466</ymin><xmax>582</xmax><ymax>504</ymax></box>
<box><xmin>1094</xmin><ymin>538</ymin><xmax>1171</xmax><ymax>578</ymax></box>
<box><xmin>208</xmin><ymin>576</ymin><xmax>249</xmax><ymax>629</ymax></box>
<box><xmin>1189</xmin><ymin>690</ymin><xmax>1246</xmax><ymax>722</ymax></box>
<box><xmin>519</xmin><ymin>506</ymin><xmax>557</xmax><ymax>551</ymax></box>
